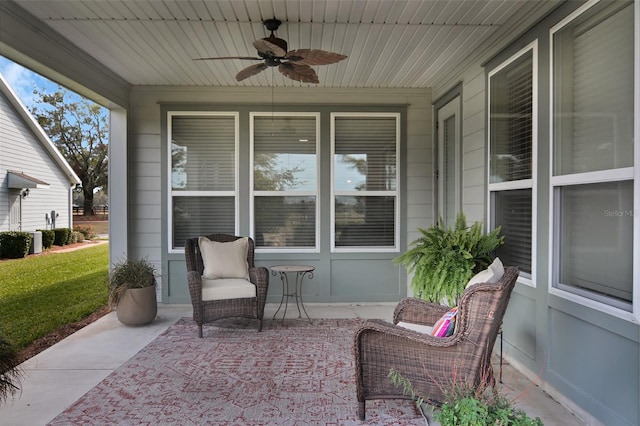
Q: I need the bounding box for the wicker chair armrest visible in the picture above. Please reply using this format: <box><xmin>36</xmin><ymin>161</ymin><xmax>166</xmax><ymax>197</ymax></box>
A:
<box><xmin>355</xmin><ymin>318</ymin><xmax>461</xmax><ymax>348</ymax></box>
<box><xmin>186</xmin><ymin>270</ymin><xmax>203</xmax><ymax>306</ymax></box>
<box><xmin>393</xmin><ymin>298</ymin><xmax>451</xmax><ymax>325</ymax></box>
<box><xmin>249</xmin><ymin>266</ymin><xmax>269</xmax><ymax>296</ymax></box>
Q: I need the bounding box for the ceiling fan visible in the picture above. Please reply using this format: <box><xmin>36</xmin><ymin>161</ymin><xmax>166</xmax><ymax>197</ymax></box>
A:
<box><xmin>194</xmin><ymin>19</ymin><xmax>347</xmax><ymax>84</ymax></box>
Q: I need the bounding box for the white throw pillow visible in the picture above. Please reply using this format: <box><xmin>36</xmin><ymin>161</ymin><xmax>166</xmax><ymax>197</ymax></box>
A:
<box><xmin>199</xmin><ymin>236</ymin><xmax>250</xmax><ymax>280</ymax></box>
<box><xmin>466</xmin><ymin>257</ymin><xmax>504</xmax><ymax>288</ymax></box>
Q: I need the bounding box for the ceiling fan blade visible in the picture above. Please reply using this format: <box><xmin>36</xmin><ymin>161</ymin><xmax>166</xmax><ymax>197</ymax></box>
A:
<box><xmin>253</xmin><ymin>39</ymin><xmax>286</xmax><ymax>57</ymax></box>
<box><xmin>236</xmin><ymin>63</ymin><xmax>268</xmax><ymax>81</ymax></box>
<box><xmin>194</xmin><ymin>56</ymin><xmax>262</xmax><ymax>61</ymax></box>
<box><xmin>278</xmin><ymin>62</ymin><xmax>319</xmax><ymax>84</ymax></box>
<box><xmin>284</xmin><ymin>49</ymin><xmax>347</xmax><ymax>65</ymax></box>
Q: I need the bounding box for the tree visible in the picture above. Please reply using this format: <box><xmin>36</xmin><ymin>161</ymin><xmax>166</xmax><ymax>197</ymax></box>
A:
<box><xmin>31</xmin><ymin>88</ymin><xmax>108</xmax><ymax>216</ymax></box>
<box><xmin>253</xmin><ymin>152</ymin><xmax>303</xmax><ymax>191</ymax></box>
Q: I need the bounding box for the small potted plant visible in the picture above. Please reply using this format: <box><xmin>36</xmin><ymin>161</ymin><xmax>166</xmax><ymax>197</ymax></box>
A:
<box><xmin>108</xmin><ymin>258</ymin><xmax>158</xmax><ymax>326</ymax></box>
<box><xmin>394</xmin><ymin>212</ymin><xmax>504</xmax><ymax>305</ymax></box>
<box><xmin>390</xmin><ymin>368</ymin><xmax>543</xmax><ymax>425</ymax></box>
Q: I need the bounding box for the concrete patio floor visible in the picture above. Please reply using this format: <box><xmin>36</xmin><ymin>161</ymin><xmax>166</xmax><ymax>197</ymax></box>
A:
<box><xmin>1</xmin><ymin>303</ymin><xmax>594</xmax><ymax>425</ymax></box>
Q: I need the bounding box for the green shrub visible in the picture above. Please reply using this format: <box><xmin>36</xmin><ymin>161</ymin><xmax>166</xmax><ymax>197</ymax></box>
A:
<box><xmin>74</xmin><ymin>231</ymin><xmax>84</xmax><ymax>243</ymax></box>
<box><xmin>436</xmin><ymin>392</ymin><xmax>543</xmax><ymax>426</ymax></box>
<box><xmin>0</xmin><ymin>232</ymin><xmax>31</xmax><ymax>259</ymax></box>
<box><xmin>73</xmin><ymin>224</ymin><xmax>96</xmax><ymax>240</ymax></box>
<box><xmin>37</xmin><ymin>229</ymin><xmax>55</xmax><ymax>249</ymax></box>
<box><xmin>389</xmin><ymin>369</ymin><xmax>543</xmax><ymax>426</ymax></box>
<box><xmin>65</xmin><ymin>227</ymin><xmax>74</xmax><ymax>245</ymax></box>
<box><xmin>52</xmin><ymin>228</ymin><xmax>72</xmax><ymax>246</ymax></box>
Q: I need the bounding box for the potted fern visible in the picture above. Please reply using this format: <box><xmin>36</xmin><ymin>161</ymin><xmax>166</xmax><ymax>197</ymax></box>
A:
<box><xmin>394</xmin><ymin>212</ymin><xmax>504</xmax><ymax>305</ymax></box>
<box><xmin>108</xmin><ymin>258</ymin><xmax>158</xmax><ymax>326</ymax></box>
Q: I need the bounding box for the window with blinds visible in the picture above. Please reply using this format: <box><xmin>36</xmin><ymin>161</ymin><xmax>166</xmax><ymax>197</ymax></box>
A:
<box><xmin>551</xmin><ymin>0</ymin><xmax>634</xmax><ymax>310</ymax></box>
<box><xmin>251</xmin><ymin>113</ymin><xmax>319</xmax><ymax>250</ymax></box>
<box><xmin>169</xmin><ymin>113</ymin><xmax>237</xmax><ymax>249</ymax></box>
<box><xmin>332</xmin><ymin>114</ymin><xmax>399</xmax><ymax>250</ymax></box>
<box><xmin>493</xmin><ymin>189</ymin><xmax>532</xmax><ymax>274</ymax></box>
<box><xmin>490</xmin><ymin>53</ymin><xmax>533</xmax><ymax>184</ymax></box>
<box><xmin>488</xmin><ymin>44</ymin><xmax>535</xmax><ymax>278</ymax></box>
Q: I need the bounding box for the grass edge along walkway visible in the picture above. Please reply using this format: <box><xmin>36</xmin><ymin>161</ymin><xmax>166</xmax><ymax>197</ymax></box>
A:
<box><xmin>0</xmin><ymin>244</ymin><xmax>109</xmax><ymax>351</ymax></box>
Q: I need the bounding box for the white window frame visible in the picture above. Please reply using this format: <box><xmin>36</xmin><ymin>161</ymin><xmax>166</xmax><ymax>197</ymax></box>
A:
<box><xmin>249</xmin><ymin>112</ymin><xmax>321</xmax><ymax>253</ymax></box>
<box><xmin>547</xmin><ymin>0</ymin><xmax>639</xmax><ymax>322</ymax></box>
<box><xmin>167</xmin><ymin>111</ymin><xmax>240</xmax><ymax>254</ymax></box>
<box><xmin>330</xmin><ymin>112</ymin><xmax>401</xmax><ymax>253</ymax></box>
<box><xmin>487</xmin><ymin>41</ymin><xmax>538</xmax><ymax>287</ymax></box>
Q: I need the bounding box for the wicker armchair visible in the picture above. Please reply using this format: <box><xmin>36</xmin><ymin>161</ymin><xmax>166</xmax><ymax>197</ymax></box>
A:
<box><xmin>354</xmin><ymin>266</ymin><xmax>519</xmax><ymax>420</ymax></box>
<box><xmin>185</xmin><ymin>234</ymin><xmax>269</xmax><ymax>337</ymax></box>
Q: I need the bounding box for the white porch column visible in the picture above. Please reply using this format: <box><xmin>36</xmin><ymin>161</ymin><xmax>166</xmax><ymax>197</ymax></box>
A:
<box><xmin>109</xmin><ymin>108</ymin><xmax>128</xmax><ymax>265</ymax></box>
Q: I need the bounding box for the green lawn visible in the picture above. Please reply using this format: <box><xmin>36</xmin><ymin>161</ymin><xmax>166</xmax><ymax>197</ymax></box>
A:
<box><xmin>0</xmin><ymin>244</ymin><xmax>109</xmax><ymax>351</ymax></box>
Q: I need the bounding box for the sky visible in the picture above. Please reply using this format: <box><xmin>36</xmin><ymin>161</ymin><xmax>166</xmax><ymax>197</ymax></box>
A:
<box><xmin>0</xmin><ymin>56</ymin><xmax>60</xmax><ymax>110</ymax></box>
<box><xmin>0</xmin><ymin>55</ymin><xmax>101</xmax><ymax>114</ymax></box>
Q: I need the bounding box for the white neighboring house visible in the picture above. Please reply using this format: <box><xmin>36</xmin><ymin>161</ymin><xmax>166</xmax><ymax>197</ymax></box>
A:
<box><xmin>0</xmin><ymin>73</ymin><xmax>80</xmax><ymax>233</ymax></box>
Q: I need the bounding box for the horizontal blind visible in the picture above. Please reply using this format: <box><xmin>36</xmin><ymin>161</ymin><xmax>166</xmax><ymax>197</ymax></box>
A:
<box><xmin>172</xmin><ymin>196</ymin><xmax>235</xmax><ymax>248</ymax></box>
<box><xmin>490</xmin><ymin>52</ymin><xmax>533</xmax><ymax>183</ymax></box>
<box><xmin>494</xmin><ymin>190</ymin><xmax>531</xmax><ymax>274</ymax></box>
<box><xmin>334</xmin><ymin>117</ymin><xmax>397</xmax><ymax>191</ymax></box>
<box><xmin>254</xmin><ymin>116</ymin><xmax>317</xmax><ymax>192</ymax></box>
<box><xmin>507</xmin><ymin>61</ymin><xmax>533</xmax><ymax>181</ymax></box>
<box><xmin>334</xmin><ymin>195</ymin><xmax>395</xmax><ymax>247</ymax></box>
<box><xmin>254</xmin><ymin>116</ymin><xmax>316</xmax><ymax>153</ymax></box>
<box><xmin>254</xmin><ymin>196</ymin><xmax>316</xmax><ymax>247</ymax></box>
<box><xmin>171</xmin><ymin>116</ymin><xmax>235</xmax><ymax>191</ymax></box>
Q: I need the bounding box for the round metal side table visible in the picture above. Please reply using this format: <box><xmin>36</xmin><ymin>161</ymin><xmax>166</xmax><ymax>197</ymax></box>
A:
<box><xmin>270</xmin><ymin>265</ymin><xmax>315</xmax><ymax>322</ymax></box>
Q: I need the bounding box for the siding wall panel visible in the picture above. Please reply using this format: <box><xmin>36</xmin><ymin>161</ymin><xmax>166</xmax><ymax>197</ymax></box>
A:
<box><xmin>129</xmin><ymin>86</ymin><xmax>432</xmax><ymax>303</ymax></box>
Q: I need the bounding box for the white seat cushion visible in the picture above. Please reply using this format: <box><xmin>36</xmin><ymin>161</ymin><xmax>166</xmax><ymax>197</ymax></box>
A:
<box><xmin>397</xmin><ymin>321</ymin><xmax>434</xmax><ymax>335</ymax></box>
<box><xmin>201</xmin><ymin>278</ymin><xmax>256</xmax><ymax>301</ymax></box>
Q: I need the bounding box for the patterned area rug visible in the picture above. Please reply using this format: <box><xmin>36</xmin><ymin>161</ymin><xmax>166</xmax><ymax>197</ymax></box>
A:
<box><xmin>49</xmin><ymin>318</ymin><xmax>424</xmax><ymax>425</ymax></box>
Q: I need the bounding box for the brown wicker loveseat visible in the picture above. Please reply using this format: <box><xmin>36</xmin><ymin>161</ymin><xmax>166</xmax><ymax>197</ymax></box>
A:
<box><xmin>353</xmin><ymin>266</ymin><xmax>519</xmax><ymax>420</ymax></box>
<box><xmin>185</xmin><ymin>233</ymin><xmax>269</xmax><ymax>337</ymax></box>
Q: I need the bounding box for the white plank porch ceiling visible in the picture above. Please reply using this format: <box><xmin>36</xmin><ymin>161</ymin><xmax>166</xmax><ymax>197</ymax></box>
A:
<box><xmin>13</xmin><ymin>0</ymin><xmax>564</xmax><ymax>88</ymax></box>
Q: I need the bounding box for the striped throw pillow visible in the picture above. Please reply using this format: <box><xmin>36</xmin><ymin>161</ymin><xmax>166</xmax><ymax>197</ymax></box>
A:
<box><xmin>430</xmin><ymin>307</ymin><xmax>458</xmax><ymax>337</ymax></box>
